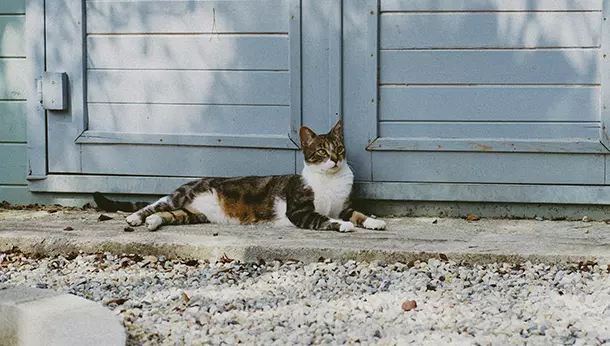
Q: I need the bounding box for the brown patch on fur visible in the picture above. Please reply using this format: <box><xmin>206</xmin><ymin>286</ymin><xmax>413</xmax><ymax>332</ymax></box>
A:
<box><xmin>157</xmin><ymin>210</ymin><xmax>188</xmax><ymax>223</ymax></box>
<box><xmin>349</xmin><ymin>211</ymin><xmax>368</xmax><ymax>226</ymax></box>
<box><xmin>217</xmin><ymin>191</ymin><xmax>274</xmax><ymax>224</ymax></box>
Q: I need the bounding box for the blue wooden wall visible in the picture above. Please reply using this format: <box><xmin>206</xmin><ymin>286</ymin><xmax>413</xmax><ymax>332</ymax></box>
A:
<box><xmin>4</xmin><ymin>0</ymin><xmax>610</xmax><ymax>206</ymax></box>
<box><xmin>0</xmin><ymin>0</ymin><xmax>29</xmax><ymax>202</ymax></box>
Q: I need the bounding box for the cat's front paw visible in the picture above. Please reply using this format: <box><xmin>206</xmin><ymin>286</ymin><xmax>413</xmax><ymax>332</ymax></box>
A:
<box><xmin>339</xmin><ymin>221</ymin><xmax>355</xmax><ymax>233</ymax></box>
<box><xmin>125</xmin><ymin>213</ymin><xmax>143</xmax><ymax>226</ymax></box>
<box><xmin>363</xmin><ymin>218</ymin><xmax>387</xmax><ymax>230</ymax></box>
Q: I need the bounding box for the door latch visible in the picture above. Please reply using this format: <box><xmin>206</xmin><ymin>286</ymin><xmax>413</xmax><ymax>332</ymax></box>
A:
<box><xmin>42</xmin><ymin>72</ymin><xmax>68</xmax><ymax>110</ymax></box>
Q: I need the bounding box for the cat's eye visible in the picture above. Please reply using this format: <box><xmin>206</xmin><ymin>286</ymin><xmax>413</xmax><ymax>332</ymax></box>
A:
<box><xmin>316</xmin><ymin>149</ymin><xmax>328</xmax><ymax>156</ymax></box>
<box><xmin>337</xmin><ymin>147</ymin><xmax>345</xmax><ymax>154</ymax></box>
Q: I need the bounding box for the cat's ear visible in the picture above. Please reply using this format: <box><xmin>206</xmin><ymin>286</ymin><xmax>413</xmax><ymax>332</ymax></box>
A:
<box><xmin>331</xmin><ymin>119</ymin><xmax>343</xmax><ymax>138</ymax></box>
<box><xmin>299</xmin><ymin>126</ymin><xmax>317</xmax><ymax>147</ymax></box>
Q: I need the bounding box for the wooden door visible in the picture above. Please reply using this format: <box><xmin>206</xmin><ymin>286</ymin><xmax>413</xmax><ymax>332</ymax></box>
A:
<box><xmin>43</xmin><ymin>0</ymin><xmax>302</xmax><ymax>179</ymax></box>
<box><xmin>344</xmin><ymin>0</ymin><xmax>609</xmax><ymax>190</ymax></box>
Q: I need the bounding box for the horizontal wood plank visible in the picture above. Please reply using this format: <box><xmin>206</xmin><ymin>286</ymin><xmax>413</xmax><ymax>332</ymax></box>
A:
<box><xmin>76</xmin><ymin>131</ymin><xmax>298</xmax><ymax>149</ymax></box>
<box><xmin>381</xmin><ymin>13</ymin><xmax>601</xmax><ymax>49</ymax></box>
<box><xmin>380</xmin><ymin>0</ymin><xmax>602</xmax><ymax>11</ymax></box>
<box><xmin>378</xmin><ymin>122</ymin><xmax>600</xmax><ymax>140</ymax></box>
<box><xmin>0</xmin><ymin>16</ymin><xmax>24</xmax><ymax>56</ymax></box>
<box><xmin>0</xmin><ymin>101</ymin><xmax>26</xmax><ymax>141</ymax></box>
<box><xmin>23</xmin><ymin>175</ymin><xmax>610</xmax><ymax>205</ymax></box>
<box><xmin>0</xmin><ymin>0</ymin><xmax>25</xmax><ymax>14</ymax></box>
<box><xmin>380</xmin><ymin>50</ymin><xmax>600</xmax><ymax>85</ymax></box>
<box><xmin>356</xmin><ymin>182</ymin><xmax>610</xmax><ymax>204</ymax></box>
<box><xmin>367</xmin><ymin>138</ymin><xmax>606</xmax><ymax>154</ymax></box>
<box><xmin>87</xmin><ymin>35</ymin><xmax>289</xmax><ymax>70</ymax></box>
<box><xmin>0</xmin><ymin>186</ymin><xmax>32</xmax><ymax>204</ymax></box>
<box><xmin>87</xmin><ymin>70</ymin><xmax>290</xmax><ymax>105</ymax></box>
<box><xmin>372</xmin><ymin>151</ymin><xmax>604</xmax><ymax>184</ymax></box>
<box><xmin>0</xmin><ymin>143</ymin><xmax>26</xmax><ymax>184</ymax></box>
<box><xmin>28</xmin><ymin>175</ymin><xmax>197</xmax><ymax>194</ymax></box>
<box><xmin>379</xmin><ymin>86</ymin><xmax>600</xmax><ymax>122</ymax></box>
<box><xmin>0</xmin><ymin>185</ymin><xmax>100</xmax><ymax>205</ymax></box>
<box><xmin>86</xmin><ymin>0</ymin><xmax>290</xmax><ymax>34</ymax></box>
<box><xmin>87</xmin><ymin>103</ymin><xmax>290</xmax><ymax>135</ymax></box>
<box><xmin>79</xmin><ymin>145</ymin><xmax>296</xmax><ymax>177</ymax></box>
<box><xmin>0</xmin><ymin>58</ymin><xmax>26</xmax><ymax>99</ymax></box>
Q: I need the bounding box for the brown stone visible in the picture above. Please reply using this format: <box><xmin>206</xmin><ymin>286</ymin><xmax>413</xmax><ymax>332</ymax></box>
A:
<box><xmin>401</xmin><ymin>300</ymin><xmax>417</xmax><ymax>311</ymax></box>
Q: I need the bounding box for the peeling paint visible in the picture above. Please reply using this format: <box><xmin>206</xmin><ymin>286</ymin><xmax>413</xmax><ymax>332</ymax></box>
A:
<box><xmin>468</xmin><ymin>142</ymin><xmax>493</xmax><ymax>151</ymax></box>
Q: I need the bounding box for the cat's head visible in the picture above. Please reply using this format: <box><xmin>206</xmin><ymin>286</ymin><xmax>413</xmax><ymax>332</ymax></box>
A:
<box><xmin>299</xmin><ymin>120</ymin><xmax>346</xmax><ymax>174</ymax></box>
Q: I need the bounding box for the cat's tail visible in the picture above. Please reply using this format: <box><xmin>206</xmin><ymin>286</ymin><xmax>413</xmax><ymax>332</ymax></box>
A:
<box><xmin>93</xmin><ymin>192</ymin><xmax>150</xmax><ymax>212</ymax></box>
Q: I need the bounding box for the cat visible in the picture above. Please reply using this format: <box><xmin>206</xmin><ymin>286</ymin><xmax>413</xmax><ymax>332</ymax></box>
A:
<box><xmin>93</xmin><ymin>120</ymin><xmax>386</xmax><ymax>232</ymax></box>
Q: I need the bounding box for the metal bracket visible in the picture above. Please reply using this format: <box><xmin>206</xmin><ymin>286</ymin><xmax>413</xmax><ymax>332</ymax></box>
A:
<box><xmin>42</xmin><ymin>72</ymin><xmax>68</xmax><ymax>110</ymax></box>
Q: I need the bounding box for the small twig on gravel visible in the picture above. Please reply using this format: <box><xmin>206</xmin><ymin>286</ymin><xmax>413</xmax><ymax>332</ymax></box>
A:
<box><xmin>219</xmin><ymin>253</ymin><xmax>234</xmax><ymax>264</ymax></box>
<box><xmin>104</xmin><ymin>298</ymin><xmax>129</xmax><ymax>306</ymax></box>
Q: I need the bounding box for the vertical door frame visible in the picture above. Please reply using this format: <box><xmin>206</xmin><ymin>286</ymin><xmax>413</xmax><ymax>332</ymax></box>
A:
<box><xmin>342</xmin><ymin>0</ymin><xmax>379</xmax><ymax>181</ymax></box>
<box><xmin>25</xmin><ymin>0</ymin><xmax>46</xmax><ymax>180</ymax></box>
<box><xmin>601</xmin><ymin>0</ymin><xmax>610</xmax><ymax>181</ymax></box>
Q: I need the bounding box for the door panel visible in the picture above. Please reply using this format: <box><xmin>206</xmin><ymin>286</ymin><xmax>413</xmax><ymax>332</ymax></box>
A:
<box><xmin>86</xmin><ymin>0</ymin><xmax>290</xmax><ymax>34</ymax></box>
<box><xmin>379</xmin><ymin>86</ymin><xmax>600</xmax><ymax>122</ymax></box>
<box><xmin>80</xmin><ymin>145</ymin><xmax>295</xmax><ymax>177</ymax></box>
<box><xmin>45</xmin><ymin>0</ymin><xmax>302</xmax><ymax>176</ymax></box>
<box><xmin>380</xmin><ymin>50</ymin><xmax>599</xmax><ymax>85</ymax></box>
<box><xmin>87</xmin><ymin>104</ymin><xmax>289</xmax><ymax>136</ymax></box>
<box><xmin>380</xmin><ymin>12</ymin><xmax>601</xmax><ymax>49</ymax></box>
<box><xmin>87</xmin><ymin>35</ymin><xmax>289</xmax><ymax>70</ymax></box>
<box><xmin>372</xmin><ymin>152</ymin><xmax>605</xmax><ymax>184</ymax></box>
<box><xmin>86</xmin><ymin>70</ymin><xmax>290</xmax><ymax>105</ymax></box>
<box><xmin>345</xmin><ymin>0</ymin><xmax>608</xmax><ymax>184</ymax></box>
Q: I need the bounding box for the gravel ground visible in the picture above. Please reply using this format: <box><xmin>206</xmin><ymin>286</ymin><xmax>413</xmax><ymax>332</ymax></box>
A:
<box><xmin>1</xmin><ymin>250</ymin><xmax>610</xmax><ymax>346</ymax></box>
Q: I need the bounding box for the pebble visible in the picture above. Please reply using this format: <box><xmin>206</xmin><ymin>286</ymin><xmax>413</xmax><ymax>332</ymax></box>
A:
<box><xmin>401</xmin><ymin>300</ymin><xmax>417</xmax><ymax>311</ymax></box>
<box><xmin>1</xmin><ymin>252</ymin><xmax>609</xmax><ymax>345</ymax></box>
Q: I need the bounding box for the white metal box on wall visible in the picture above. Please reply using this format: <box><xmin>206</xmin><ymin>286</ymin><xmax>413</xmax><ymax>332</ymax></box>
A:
<box><xmin>19</xmin><ymin>0</ymin><xmax>610</xmax><ymax>205</ymax></box>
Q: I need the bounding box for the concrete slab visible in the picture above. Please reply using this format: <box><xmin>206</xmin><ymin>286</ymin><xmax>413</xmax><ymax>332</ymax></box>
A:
<box><xmin>0</xmin><ymin>209</ymin><xmax>609</xmax><ymax>265</ymax></box>
<box><xmin>0</xmin><ymin>286</ymin><xmax>126</xmax><ymax>346</ymax></box>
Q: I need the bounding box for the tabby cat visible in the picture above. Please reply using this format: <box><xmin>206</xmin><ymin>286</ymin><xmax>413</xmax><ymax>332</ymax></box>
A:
<box><xmin>94</xmin><ymin>120</ymin><xmax>386</xmax><ymax>232</ymax></box>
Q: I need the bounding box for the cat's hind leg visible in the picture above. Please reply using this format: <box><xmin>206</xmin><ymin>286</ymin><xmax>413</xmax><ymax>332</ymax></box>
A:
<box><xmin>126</xmin><ymin>179</ymin><xmax>207</xmax><ymax>227</ymax></box>
<box><xmin>125</xmin><ymin>195</ymin><xmax>174</xmax><ymax>226</ymax></box>
<box><xmin>145</xmin><ymin>209</ymin><xmax>210</xmax><ymax>231</ymax></box>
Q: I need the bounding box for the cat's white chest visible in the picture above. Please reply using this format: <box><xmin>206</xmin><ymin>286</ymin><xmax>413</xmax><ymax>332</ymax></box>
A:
<box><xmin>302</xmin><ymin>165</ymin><xmax>353</xmax><ymax>218</ymax></box>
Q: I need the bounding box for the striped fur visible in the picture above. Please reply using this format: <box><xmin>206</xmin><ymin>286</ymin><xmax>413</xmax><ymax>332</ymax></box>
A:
<box><xmin>94</xmin><ymin>120</ymin><xmax>386</xmax><ymax>232</ymax></box>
